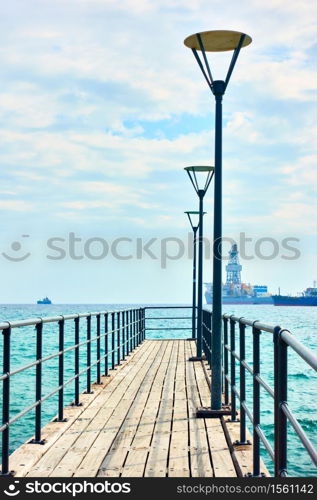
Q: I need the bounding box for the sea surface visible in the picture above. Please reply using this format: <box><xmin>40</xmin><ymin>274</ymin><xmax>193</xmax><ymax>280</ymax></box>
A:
<box><xmin>0</xmin><ymin>303</ymin><xmax>316</xmax><ymax>477</ymax></box>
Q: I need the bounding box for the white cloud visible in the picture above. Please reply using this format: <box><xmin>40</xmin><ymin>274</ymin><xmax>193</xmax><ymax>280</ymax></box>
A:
<box><xmin>280</xmin><ymin>155</ymin><xmax>317</xmax><ymax>191</ymax></box>
<box><xmin>225</xmin><ymin>111</ymin><xmax>263</xmax><ymax>143</ymax></box>
<box><xmin>0</xmin><ymin>200</ymin><xmax>34</xmax><ymax>211</ymax></box>
<box><xmin>0</xmin><ymin>127</ymin><xmax>212</xmax><ymax>181</ymax></box>
<box><xmin>272</xmin><ymin>202</ymin><xmax>317</xmax><ymax>233</ymax></box>
<box><xmin>0</xmin><ymin>0</ymin><xmax>316</xmax><ymax>236</ymax></box>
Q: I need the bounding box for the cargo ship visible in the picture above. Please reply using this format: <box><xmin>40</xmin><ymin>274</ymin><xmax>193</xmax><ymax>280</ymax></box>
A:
<box><xmin>205</xmin><ymin>243</ymin><xmax>273</xmax><ymax>305</ymax></box>
<box><xmin>37</xmin><ymin>297</ymin><xmax>52</xmax><ymax>304</ymax></box>
<box><xmin>272</xmin><ymin>285</ymin><xmax>317</xmax><ymax>306</ymax></box>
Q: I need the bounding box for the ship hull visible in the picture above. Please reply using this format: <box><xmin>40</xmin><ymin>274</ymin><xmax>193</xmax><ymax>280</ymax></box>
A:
<box><xmin>272</xmin><ymin>295</ymin><xmax>317</xmax><ymax>306</ymax></box>
<box><xmin>205</xmin><ymin>292</ymin><xmax>273</xmax><ymax>305</ymax></box>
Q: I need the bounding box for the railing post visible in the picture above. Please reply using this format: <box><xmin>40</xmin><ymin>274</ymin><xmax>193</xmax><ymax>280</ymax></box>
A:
<box><xmin>74</xmin><ymin>316</ymin><xmax>81</xmax><ymax>405</ymax></box>
<box><xmin>32</xmin><ymin>320</ymin><xmax>45</xmax><ymax>443</ymax></box>
<box><xmin>238</xmin><ymin>319</ymin><xmax>249</xmax><ymax>445</ymax></box>
<box><xmin>126</xmin><ymin>311</ymin><xmax>130</xmax><ymax>356</ymax></box>
<box><xmin>117</xmin><ymin>311</ymin><xmax>121</xmax><ymax>365</ymax></box>
<box><xmin>136</xmin><ymin>309</ymin><xmax>139</xmax><ymax>346</ymax></box>
<box><xmin>253</xmin><ymin>324</ymin><xmax>261</xmax><ymax>476</ymax></box>
<box><xmin>122</xmin><ymin>311</ymin><xmax>125</xmax><ymax>361</ymax></box>
<box><xmin>274</xmin><ymin>326</ymin><xmax>279</xmax><ymax>476</ymax></box>
<box><xmin>1</xmin><ymin>326</ymin><xmax>11</xmax><ymax>475</ymax></box>
<box><xmin>86</xmin><ymin>315</ymin><xmax>93</xmax><ymax>394</ymax></box>
<box><xmin>223</xmin><ymin>317</ymin><xmax>229</xmax><ymax>406</ymax></box>
<box><xmin>230</xmin><ymin>317</ymin><xmax>237</xmax><ymax>422</ymax></box>
<box><xmin>96</xmin><ymin>314</ymin><xmax>102</xmax><ymax>384</ymax></box>
<box><xmin>104</xmin><ymin>313</ymin><xmax>109</xmax><ymax>376</ymax></box>
<box><xmin>135</xmin><ymin>309</ymin><xmax>138</xmax><ymax>347</ymax></box>
<box><xmin>138</xmin><ymin>308</ymin><xmax>141</xmax><ymax>345</ymax></box>
<box><xmin>202</xmin><ymin>310</ymin><xmax>206</xmax><ymax>356</ymax></box>
<box><xmin>130</xmin><ymin>309</ymin><xmax>133</xmax><ymax>351</ymax></box>
<box><xmin>275</xmin><ymin>327</ymin><xmax>288</xmax><ymax>477</ymax></box>
<box><xmin>143</xmin><ymin>308</ymin><xmax>146</xmax><ymax>341</ymax></box>
<box><xmin>111</xmin><ymin>312</ymin><xmax>115</xmax><ymax>370</ymax></box>
<box><xmin>57</xmin><ymin>317</ymin><xmax>67</xmax><ymax>421</ymax></box>
<box><xmin>210</xmin><ymin>311</ymin><xmax>213</xmax><ymax>368</ymax></box>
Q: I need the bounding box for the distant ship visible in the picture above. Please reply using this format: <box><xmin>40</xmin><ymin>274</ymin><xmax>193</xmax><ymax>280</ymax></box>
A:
<box><xmin>272</xmin><ymin>286</ymin><xmax>317</xmax><ymax>306</ymax></box>
<box><xmin>37</xmin><ymin>297</ymin><xmax>52</xmax><ymax>304</ymax></box>
<box><xmin>205</xmin><ymin>244</ymin><xmax>273</xmax><ymax>305</ymax></box>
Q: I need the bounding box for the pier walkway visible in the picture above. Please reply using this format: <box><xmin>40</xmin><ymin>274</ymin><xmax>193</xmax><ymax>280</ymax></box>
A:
<box><xmin>8</xmin><ymin>340</ymin><xmax>265</xmax><ymax>477</ymax></box>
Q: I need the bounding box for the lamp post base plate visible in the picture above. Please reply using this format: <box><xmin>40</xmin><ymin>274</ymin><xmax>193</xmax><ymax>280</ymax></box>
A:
<box><xmin>0</xmin><ymin>470</ymin><xmax>15</xmax><ymax>477</ymax></box>
<box><xmin>29</xmin><ymin>438</ymin><xmax>46</xmax><ymax>445</ymax></box>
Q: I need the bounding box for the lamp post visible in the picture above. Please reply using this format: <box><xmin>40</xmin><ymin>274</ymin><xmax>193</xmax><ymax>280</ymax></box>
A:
<box><xmin>185</xmin><ymin>210</ymin><xmax>206</xmax><ymax>341</ymax></box>
<box><xmin>184</xmin><ymin>30</ymin><xmax>252</xmax><ymax>413</ymax></box>
<box><xmin>184</xmin><ymin>166</ymin><xmax>214</xmax><ymax>361</ymax></box>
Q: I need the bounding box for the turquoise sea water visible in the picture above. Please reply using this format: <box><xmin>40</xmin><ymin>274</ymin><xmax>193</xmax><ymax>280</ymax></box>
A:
<box><xmin>0</xmin><ymin>303</ymin><xmax>316</xmax><ymax>477</ymax></box>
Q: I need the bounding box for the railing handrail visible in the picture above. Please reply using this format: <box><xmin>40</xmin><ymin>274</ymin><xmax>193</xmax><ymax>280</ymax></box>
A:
<box><xmin>222</xmin><ymin>312</ymin><xmax>275</xmax><ymax>333</ymax></box>
<box><xmin>143</xmin><ymin>306</ymin><xmax>194</xmax><ymax>334</ymax></box>
<box><xmin>0</xmin><ymin>308</ymin><xmax>139</xmax><ymax>331</ymax></box>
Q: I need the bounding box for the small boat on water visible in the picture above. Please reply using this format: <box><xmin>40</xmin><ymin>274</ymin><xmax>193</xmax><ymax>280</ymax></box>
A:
<box><xmin>272</xmin><ymin>286</ymin><xmax>317</xmax><ymax>306</ymax></box>
<box><xmin>37</xmin><ymin>297</ymin><xmax>52</xmax><ymax>305</ymax></box>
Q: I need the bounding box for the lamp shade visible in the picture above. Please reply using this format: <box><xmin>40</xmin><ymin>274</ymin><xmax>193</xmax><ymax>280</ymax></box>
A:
<box><xmin>184</xmin><ymin>166</ymin><xmax>214</xmax><ymax>194</ymax></box>
<box><xmin>184</xmin><ymin>30</ymin><xmax>252</xmax><ymax>52</ymax></box>
<box><xmin>184</xmin><ymin>210</ymin><xmax>206</xmax><ymax>230</ymax></box>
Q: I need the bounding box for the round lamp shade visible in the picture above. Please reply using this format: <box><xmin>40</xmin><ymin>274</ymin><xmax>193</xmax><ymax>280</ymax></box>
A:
<box><xmin>184</xmin><ymin>30</ymin><xmax>252</xmax><ymax>52</ymax></box>
<box><xmin>184</xmin><ymin>166</ymin><xmax>214</xmax><ymax>173</ymax></box>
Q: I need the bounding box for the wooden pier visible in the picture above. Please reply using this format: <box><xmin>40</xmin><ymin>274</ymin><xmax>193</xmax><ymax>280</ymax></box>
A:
<box><xmin>8</xmin><ymin>340</ymin><xmax>268</xmax><ymax>477</ymax></box>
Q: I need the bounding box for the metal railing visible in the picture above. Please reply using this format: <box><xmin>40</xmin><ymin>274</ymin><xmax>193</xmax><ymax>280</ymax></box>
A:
<box><xmin>143</xmin><ymin>306</ymin><xmax>194</xmax><ymax>336</ymax></box>
<box><xmin>0</xmin><ymin>307</ymin><xmax>145</xmax><ymax>475</ymax></box>
<box><xmin>202</xmin><ymin>309</ymin><xmax>317</xmax><ymax>477</ymax></box>
<box><xmin>2</xmin><ymin>304</ymin><xmax>316</xmax><ymax>478</ymax></box>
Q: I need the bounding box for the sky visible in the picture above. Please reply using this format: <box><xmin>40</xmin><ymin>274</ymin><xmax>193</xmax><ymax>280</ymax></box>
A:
<box><xmin>0</xmin><ymin>0</ymin><xmax>316</xmax><ymax>303</ymax></box>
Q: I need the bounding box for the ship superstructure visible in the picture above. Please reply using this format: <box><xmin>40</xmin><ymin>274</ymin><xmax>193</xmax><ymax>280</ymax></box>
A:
<box><xmin>272</xmin><ymin>286</ymin><xmax>317</xmax><ymax>306</ymax></box>
<box><xmin>37</xmin><ymin>297</ymin><xmax>52</xmax><ymax>304</ymax></box>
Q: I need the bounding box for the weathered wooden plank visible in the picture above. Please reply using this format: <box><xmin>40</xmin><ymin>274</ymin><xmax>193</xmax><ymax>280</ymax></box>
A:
<box><xmin>11</xmin><ymin>339</ymin><xmax>248</xmax><ymax>479</ymax></box>
<box><xmin>192</xmin><ymin>349</ymin><xmax>236</xmax><ymax>477</ymax></box>
<box><xmin>97</xmin><ymin>341</ymin><xmax>169</xmax><ymax>477</ymax></box>
<box><xmin>168</xmin><ymin>341</ymin><xmax>190</xmax><ymax>477</ymax></box>
<box><xmin>186</xmin><ymin>342</ymin><xmax>213</xmax><ymax>477</ymax></box>
<box><xmin>144</xmin><ymin>341</ymin><xmax>179</xmax><ymax>477</ymax></box>
<box><xmin>224</xmin><ymin>416</ymin><xmax>270</xmax><ymax>477</ymax></box>
<box><xmin>115</xmin><ymin>341</ymin><xmax>174</xmax><ymax>477</ymax></box>
<box><xmin>205</xmin><ymin>418</ymin><xmax>236</xmax><ymax>477</ymax></box>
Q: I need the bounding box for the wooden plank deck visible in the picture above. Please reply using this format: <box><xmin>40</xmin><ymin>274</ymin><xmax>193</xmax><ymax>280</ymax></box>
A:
<box><xmin>9</xmin><ymin>339</ymin><xmax>268</xmax><ymax>477</ymax></box>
